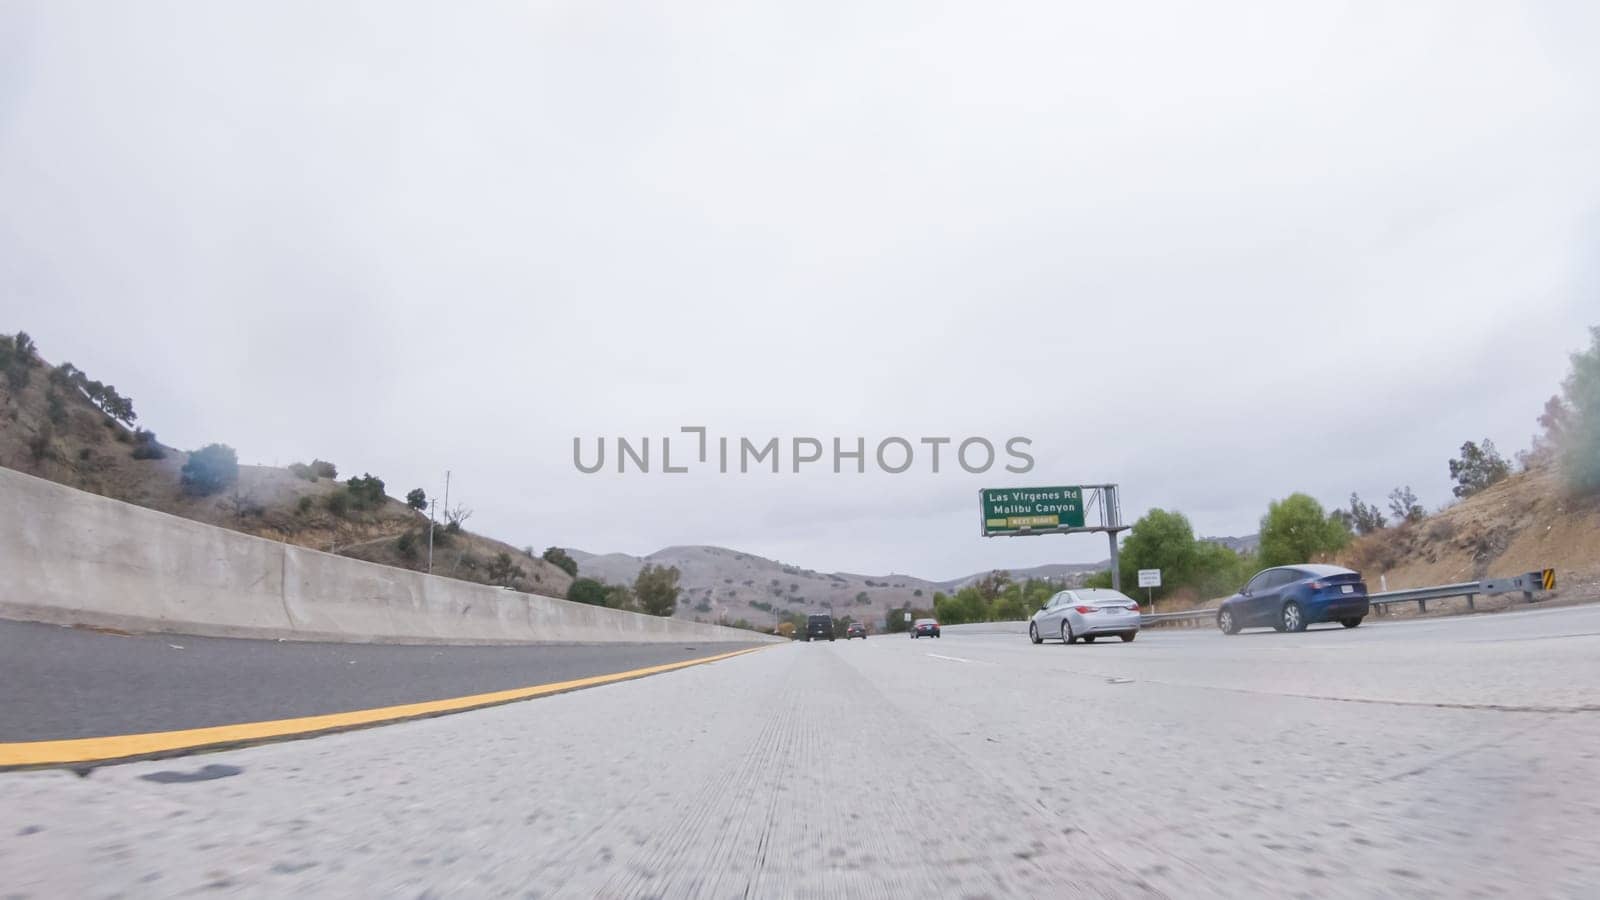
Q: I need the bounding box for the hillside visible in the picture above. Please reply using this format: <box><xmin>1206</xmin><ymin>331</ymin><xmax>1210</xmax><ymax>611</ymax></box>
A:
<box><xmin>1339</xmin><ymin>464</ymin><xmax>1600</xmax><ymax>611</ymax></box>
<box><xmin>0</xmin><ymin>336</ymin><xmax>573</xmax><ymax>599</ymax></box>
<box><xmin>567</xmin><ymin>546</ymin><xmax>1099</xmax><ymax>629</ymax></box>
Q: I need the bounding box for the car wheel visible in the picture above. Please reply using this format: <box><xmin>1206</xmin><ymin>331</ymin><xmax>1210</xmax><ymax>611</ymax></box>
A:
<box><xmin>1120</xmin><ymin>632</ymin><xmax>1136</xmax><ymax>642</ymax></box>
<box><xmin>1340</xmin><ymin>617</ymin><xmax>1363</xmax><ymax>628</ymax></box>
<box><xmin>1218</xmin><ymin>608</ymin><xmax>1240</xmax><ymax>635</ymax></box>
<box><xmin>1282</xmin><ymin>601</ymin><xmax>1306</xmax><ymax>633</ymax></box>
<box><xmin>1029</xmin><ymin>622</ymin><xmax>1042</xmax><ymax>645</ymax></box>
<box><xmin>934</xmin><ymin>633</ymin><xmax>940</xmax><ymax>638</ymax></box>
<box><xmin>1061</xmin><ymin>621</ymin><xmax>1076</xmax><ymax>644</ymax></box>
<box><xmin>1083</xmin><ymin>635</ymin><xmax>1097</xmax><ymax>643</ymax></box>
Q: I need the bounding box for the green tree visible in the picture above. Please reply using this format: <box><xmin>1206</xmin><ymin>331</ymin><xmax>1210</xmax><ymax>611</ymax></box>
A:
<box><xmin>972</xmin><ymin>570</ymin><xmax>1012</xmax><ymax>601</ymax></box>
<box><xmin>568</xmin><ymin>577</ymin><xmax>608</xmax><ymax>606</ymax></box>
<box><xmin>1387</xmin><ymin>486</ymin><xmax>1424</xmax><ymax>524</ymax></box>
<box><xmin>1548</xmin><ymin>325</ymin><xmax>1600</xmax><ymax>493</ymax></box>
<box><xmin>1115</xmin><ymin>508</ymin><xmax>1200</xmax><ymax>602</ymax></box>
<box><xmin>1342</xmin><ymin>493</ymin><xmax>1386</xmax><ymax>535</ymax></box>
<box><xmin>603</xmin><ymin>582</ymin><xmax>636</xmax><ymax>610</ymax></box>
<box><xmin>934</xmin><ymin>586</ymin><xmax>988</xmax><ymax>624</ymax></box>
<box><xmin>635</xmin><ymin>564</ymin><xmax>682</xmax><ymax>617</ymax></box>
<box><xmin>543</xmin><ymin>547</ymin><xmax>579</xmax><ymax>577</ymax></box>
<box><xmin>180</xmin><ymin>443</ymin><xmax>239</xmax><ymax>496</ymax></box>
<box><xmin>991</xmin><ymin>590</ymin><xmax>1028</xmax><ymax>621</ymax></box>
<box><xmin>405</xmin><ymin>488</ymin><xmax>427</xmax><ymax>510</ymax></box>
<box><xmin>884</xmin><ymin>605</ymin><xmax>911</xmax><ymax>633</ymax></box>
<box><xmin>1258</xmin><ymin>493</ymin><xmax>1351</xmax><ymax>568</ymax></box>
<box><xmin>310</xmin><ymin>459</ymin><xmax>338</xmax><ymax>479</ymax></box>
<box><xmin>1448</xmin><ymin>439</ymin><xmax>1511</xmax><ymax>498</ymax></box>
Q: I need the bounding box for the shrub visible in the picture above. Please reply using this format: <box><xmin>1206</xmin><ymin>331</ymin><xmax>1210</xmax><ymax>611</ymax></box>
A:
<box><xmin>542</xmin><ymin>547</ymin><xmax>579</xmax><ymax>577</ymax></box>
<box><xmin>45</xmin><ymin>391</ymin><xmax>67</xmax><ymax>426</ymax></box>
<box><xmin>310</xmin><ymin>459</ymin><xmax>338</xmax><ymax>479</ymax></box>
<box><xmin>131</xmin><ymin>429</ymin><xmax>166</xmax><ymax>460</ymax></box>
<box><xmin>324</xmin><ymin>489</ymin><xmax>350</xmax><ymax>517</ymax></box>
<box><xmin>26</xmin><ymin>426</ymin><xmax>52</xmax><ymax>461</ymax></box>
<box><xmin>396</xmin><ymin>531</ymin><xmax>418</xmax><ymax>561</ymax></box>
<box><xmin>296</xmin><ymin>496</ymin><xmax>314</xmax><ymax>515</ymax></box>
<box><xmin>405</xmin><ymin>488</ymin><xmax>427</xmax><ymax>510</ymax></box>
<box><xmin>568</xmin><ymin>578</ymin><xmax>608</xmax><ymax>606</ymax></box>
<box><xmin>77</xmin><ymin>447</ymin><xmax>92</xmax><ymax>461</ymax></box>
<box><xmin>288</xmin><ymin>462</ymin><xmax>317</xmax><ymax>482</ymax></box>
<box><xmin>180</xmin><ymin>443</ymin><xmax>238</xmax><ymax>496</ymax></box>
<box><xmin>346</xmin><ymin>473</ymin><xmax>386</xmax><ymax>510</ymax></box>
<box><xmin>486</xmin><ymin>552</ymin><xmax>526</xmax><ymax>587</ymax></box>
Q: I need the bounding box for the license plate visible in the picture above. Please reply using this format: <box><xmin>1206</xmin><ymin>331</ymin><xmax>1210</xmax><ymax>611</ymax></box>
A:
<box><xmin>1341</xmin><ymin>585</ymin><xmax>1354</xmax><ymax>594</ymax></box>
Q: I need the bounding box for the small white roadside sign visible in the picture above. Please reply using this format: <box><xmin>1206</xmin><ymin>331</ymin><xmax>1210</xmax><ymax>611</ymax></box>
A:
<box><xmin>1137</xmin><ymin>569</ymin><xmax>1162</xmax><ymax>588</ymax></box>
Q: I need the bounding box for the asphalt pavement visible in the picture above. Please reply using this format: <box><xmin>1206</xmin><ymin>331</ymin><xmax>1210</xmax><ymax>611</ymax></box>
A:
<box><xmin>5</xmin><ymin>605</ymin><xmax>1600</xmax><ymax>897</ymax></box>
<box><xmin>0</xmin><ymin>620</ymin><xmax>764</xmax><ymax>741</ymax></box>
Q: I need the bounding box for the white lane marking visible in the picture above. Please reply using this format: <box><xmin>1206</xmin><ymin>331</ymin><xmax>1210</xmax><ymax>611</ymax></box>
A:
<box><xmin>925</xmin><ymin>653</ymin><xmax>994</xmax><ymax>665</ymax></box>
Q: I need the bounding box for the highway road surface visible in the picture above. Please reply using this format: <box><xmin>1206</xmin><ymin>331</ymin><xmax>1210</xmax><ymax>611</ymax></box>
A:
<box><xmin>5</xmin><ymin>605</ymin><xmax>1600</xmax><ymax>897</ymax></box>
<box><xmin>0</xmin><ymin>620</ymin><xmax>765</xmax><ymax>742</ymax></box>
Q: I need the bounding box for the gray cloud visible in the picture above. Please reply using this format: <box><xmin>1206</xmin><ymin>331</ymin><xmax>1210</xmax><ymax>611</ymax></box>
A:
<box><xmin>2</xmin><ymin>1</ymin><xmax>1597</xmax><ymax>580</ymax></box>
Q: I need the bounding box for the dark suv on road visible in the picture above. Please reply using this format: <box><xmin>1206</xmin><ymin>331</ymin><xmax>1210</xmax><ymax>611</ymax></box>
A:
<box><xmin>805</xmin><ymin>615</ymin><xmax>835</xmax><ymax>642</ymax></box>
<box><xmin>1217</xmin><ymin>564</ymin><xmax>1370</xmax><ymax>634</ymax></box>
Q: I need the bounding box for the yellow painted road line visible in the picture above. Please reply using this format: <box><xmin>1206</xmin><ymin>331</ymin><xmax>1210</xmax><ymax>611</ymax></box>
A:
<box><xmin>0</xmin><ymin>645</ymin><xmax>770</xmax><ymax>769</ymax></box>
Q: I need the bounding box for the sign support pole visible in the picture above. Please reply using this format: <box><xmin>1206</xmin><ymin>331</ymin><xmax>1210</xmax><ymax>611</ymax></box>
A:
<box><xmin>1108</xmin><ymin>530</ymin><xmax>1121</xmax><ymax>591</ymax></box>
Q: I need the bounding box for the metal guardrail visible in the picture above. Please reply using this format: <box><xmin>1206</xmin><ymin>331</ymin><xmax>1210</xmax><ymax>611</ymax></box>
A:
<box><xmin>1140</xmin><ymin>568</ymin><xmax>1555</xmax><ymax>627</ymax></box>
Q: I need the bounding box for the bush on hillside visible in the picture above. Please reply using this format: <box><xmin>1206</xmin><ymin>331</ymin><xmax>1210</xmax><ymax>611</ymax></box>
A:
<box><xmin>324</xmin><ymin>488</ymin><xmax>350</xmax><ymax>517</ymax></box>
<box><xmin>346</xmin><ymin>473</ymin><xmax>386</xmax><ymax>510</ymax></box>
<box><xmin>180</xmin><ymin>443</ymin><xmax>238</xmax><ymax>496</ymax></box>
<box><xmin>131</xmin><ymin>429</ymin><xmax>166</xmax><ymax>460</ymax></box>
<box><xmin>542</xmin><ymin>546</ymin><xmax>578</xmax><ymax>577</ymax></box>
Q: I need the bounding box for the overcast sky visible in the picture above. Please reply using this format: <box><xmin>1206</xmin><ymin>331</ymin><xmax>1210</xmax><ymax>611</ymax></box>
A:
<box><xmin>2</xmin><ymin>1</ymin><xmax>1598</xmax><ymax>580</ymax></box>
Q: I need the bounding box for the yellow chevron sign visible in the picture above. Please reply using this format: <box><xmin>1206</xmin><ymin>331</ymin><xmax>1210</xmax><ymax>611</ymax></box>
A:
<box><xmin>1542</xmin><ymin>568</ymin><xmax>1556</xmax><ymax>590</ymax></box>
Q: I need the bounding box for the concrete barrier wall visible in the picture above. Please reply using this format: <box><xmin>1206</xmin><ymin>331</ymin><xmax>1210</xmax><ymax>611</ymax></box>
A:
<box><xmin>0</xmin><ymin>466</ymin><xmax>777</xmax><ymax>644</ymax></box>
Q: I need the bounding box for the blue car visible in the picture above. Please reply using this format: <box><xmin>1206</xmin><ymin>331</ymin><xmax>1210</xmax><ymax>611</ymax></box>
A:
<box><xmin>1217</xmin><ymin>564</ymin><xmax>1369</xmax><ymax>634</ymax></box>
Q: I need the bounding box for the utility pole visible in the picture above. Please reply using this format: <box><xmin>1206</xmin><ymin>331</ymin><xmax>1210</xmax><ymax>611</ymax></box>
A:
<box><xmin>426</xmin><ymin>498</ymin><xmax>436</xmax><ymax>574</ymax></box>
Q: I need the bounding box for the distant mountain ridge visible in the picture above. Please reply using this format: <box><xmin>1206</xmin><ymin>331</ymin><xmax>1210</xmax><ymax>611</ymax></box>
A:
<box><xmin>567</xmin><ymin>545</ymin><xmax>1110</xmax><ymax>629</ymax></box>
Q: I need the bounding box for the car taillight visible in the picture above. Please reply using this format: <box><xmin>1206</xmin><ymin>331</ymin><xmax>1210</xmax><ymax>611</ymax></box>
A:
<box><xmin>1308</xmin><ymin>580</ymin><xmax>1325</xmax><ymax>590</ymax></box>
<box><xmin>1074</xmin><ymin>606</ymin><xmax>1093</xmax><ymax>613</ymax></box>
<box><xmin>1129</xmin><ymin>603</ymin><xmax>1140</xmax><ymax>613</ymax></box>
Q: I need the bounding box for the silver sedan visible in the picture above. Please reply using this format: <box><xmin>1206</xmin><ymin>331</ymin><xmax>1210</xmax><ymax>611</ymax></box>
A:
<box><xmin>1028</xmin><ymin>588</ymin><xmax>1141</xmax><ymax>644</ymax></box>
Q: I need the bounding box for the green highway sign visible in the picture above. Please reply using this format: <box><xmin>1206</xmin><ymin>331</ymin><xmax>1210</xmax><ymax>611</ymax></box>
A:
<box><xmin>980</xmin><ymin>486</ymin><xmax>1086</xmax><ymax>535</ymax></box>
